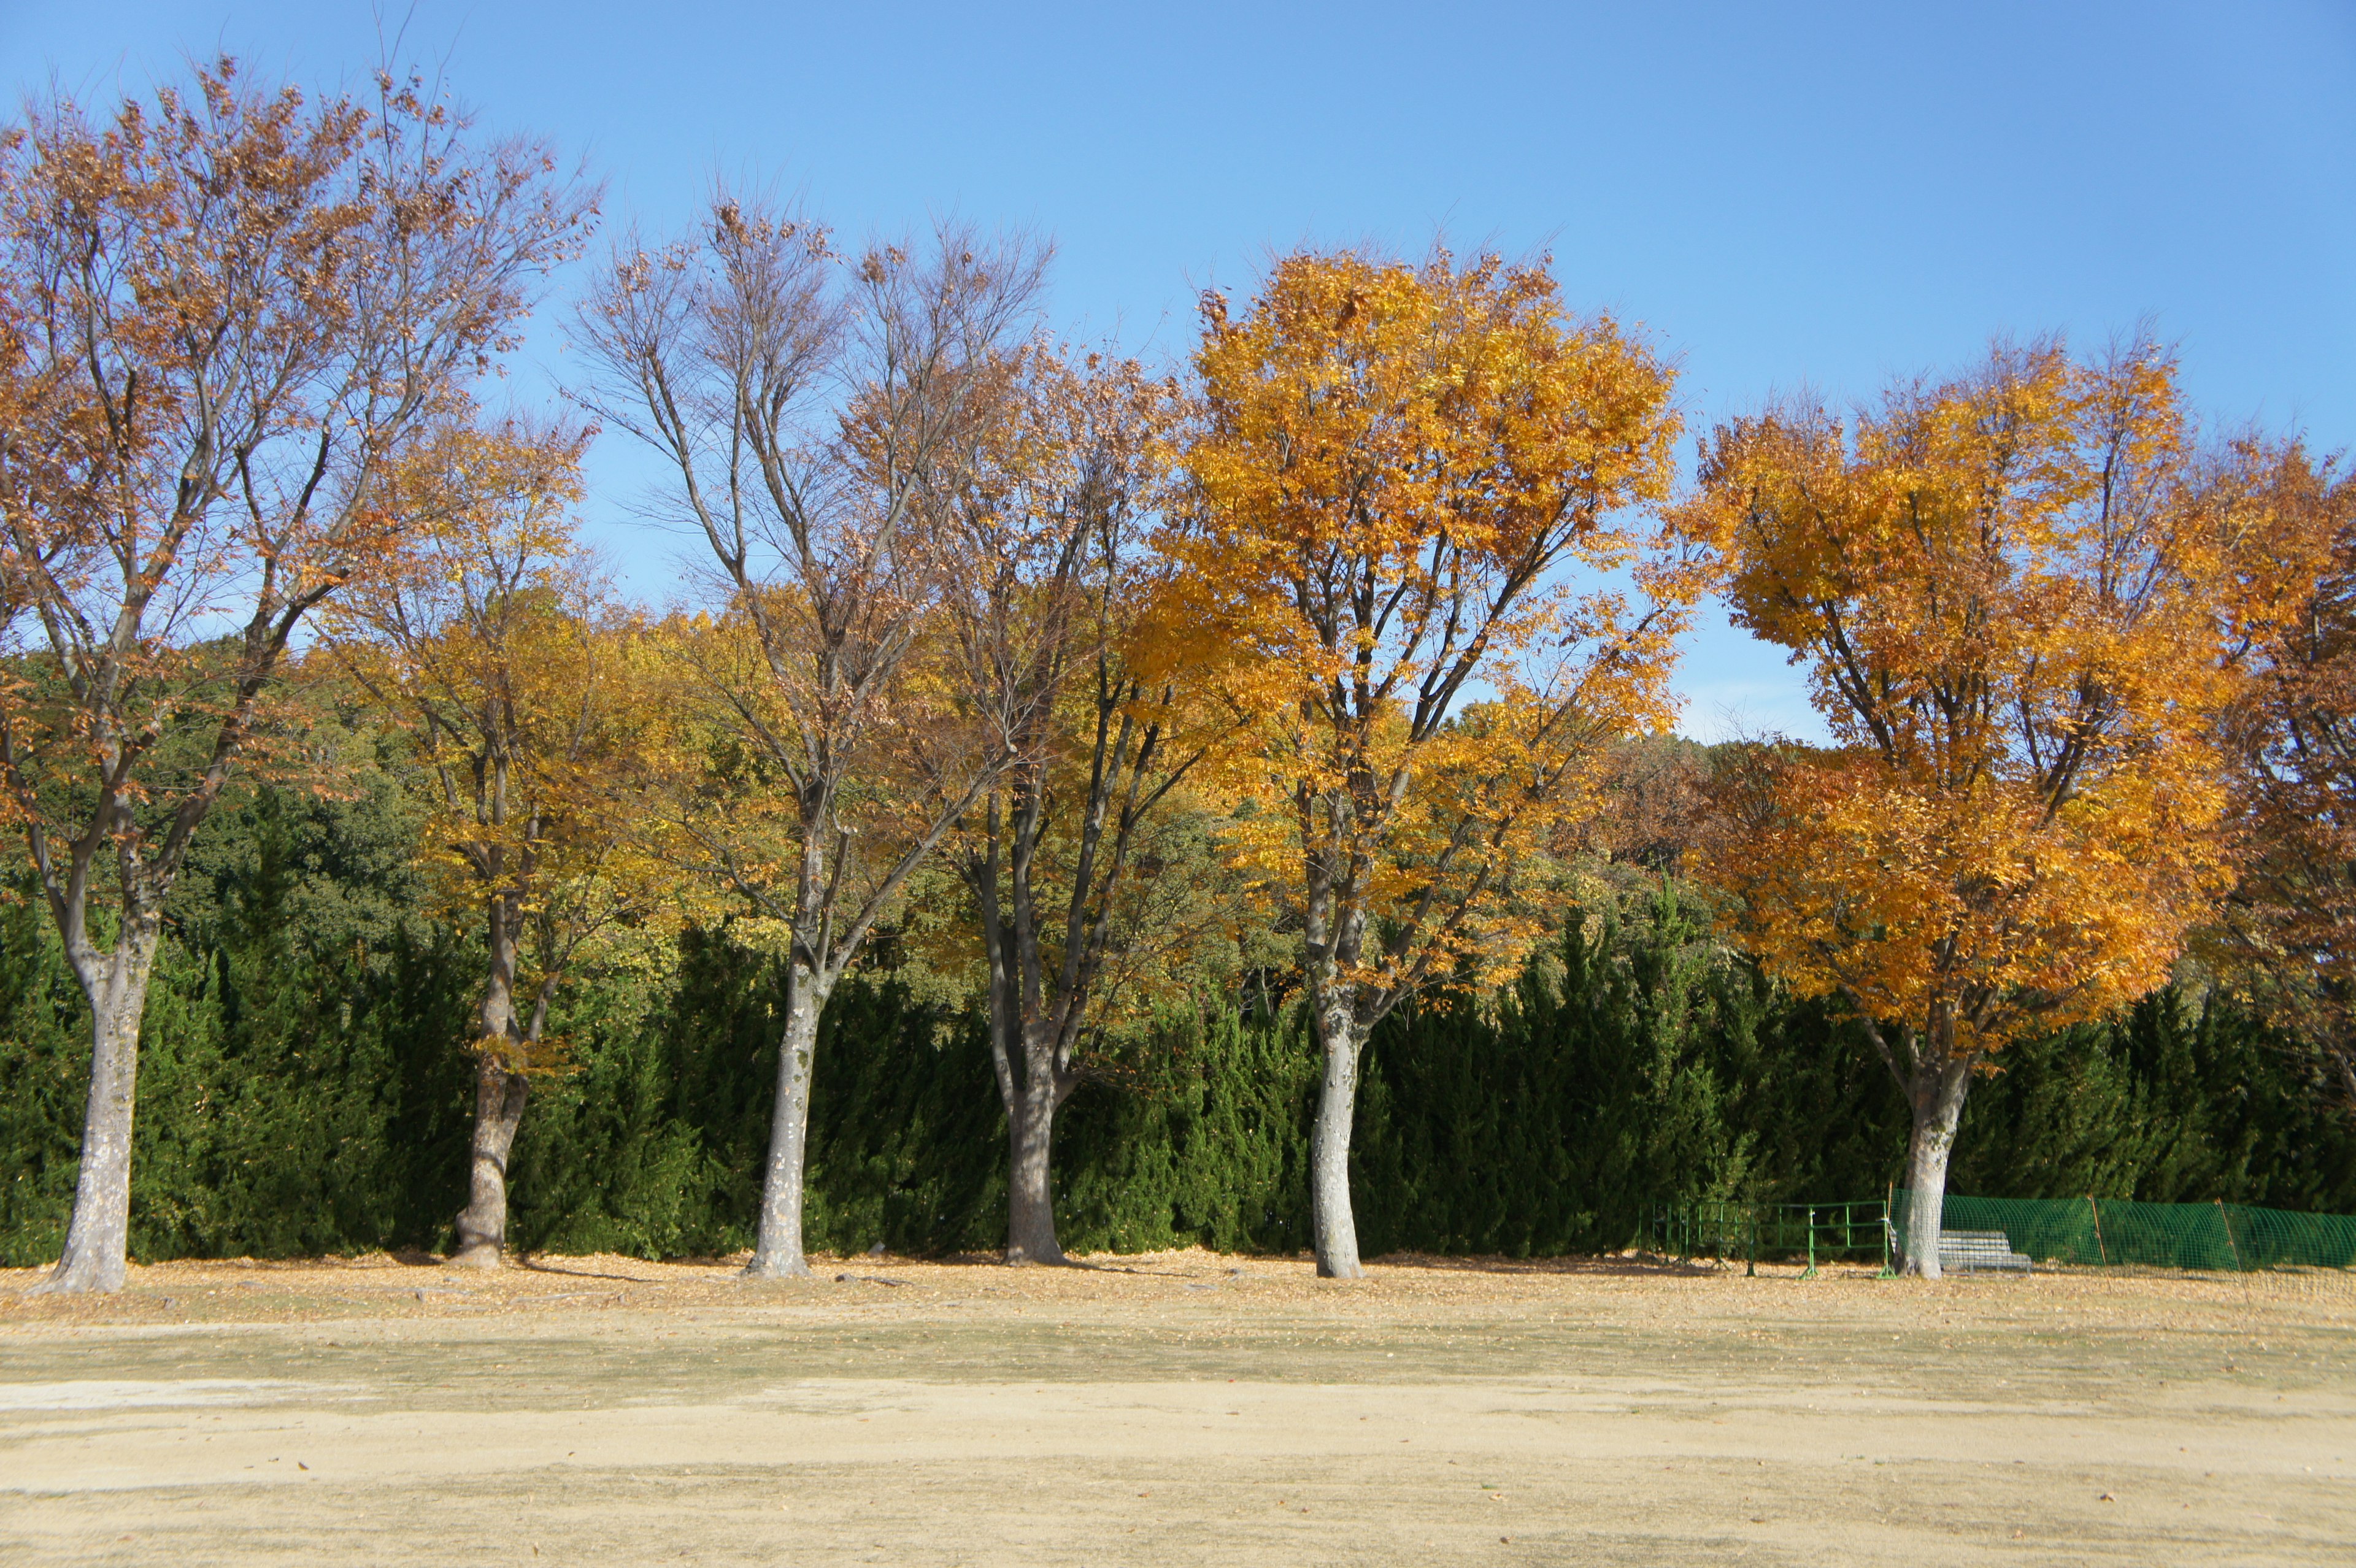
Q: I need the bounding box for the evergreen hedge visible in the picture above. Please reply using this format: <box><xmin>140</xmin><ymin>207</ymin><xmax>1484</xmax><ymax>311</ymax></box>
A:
<box><xmin>4</xmin><ymin>783</ymin><xmax>2350</xmax><ymax>1266</ymax></box>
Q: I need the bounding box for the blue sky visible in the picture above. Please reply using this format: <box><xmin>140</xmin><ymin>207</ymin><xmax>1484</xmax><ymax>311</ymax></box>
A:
<box><xmin>6</xmin><ymin>2</ymin><xmax>2350</xmax><ymax>740</ymax></box>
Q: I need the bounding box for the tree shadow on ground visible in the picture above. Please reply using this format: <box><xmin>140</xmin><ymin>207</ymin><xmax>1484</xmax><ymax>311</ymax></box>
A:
<box><xmin>1369</xmin><ymin>1251</ymin><xmax>1723</xmax><ymax>1278</ymax></box>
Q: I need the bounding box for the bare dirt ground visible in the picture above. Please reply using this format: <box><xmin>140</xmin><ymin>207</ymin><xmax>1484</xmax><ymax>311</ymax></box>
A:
<box><xmin>1</xmin><ymin>1250</ymin><xmax>2350</xmax><ymax>1566</ymax></box>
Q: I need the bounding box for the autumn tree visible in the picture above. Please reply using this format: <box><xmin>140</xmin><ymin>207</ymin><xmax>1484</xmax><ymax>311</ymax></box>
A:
<box><xmin>326</xmin><ymin>417</ymin><xmax>668</xmax><ymax>1267</ymax></box>
<box><xmin>0</xmin><ymin>62</ymin><xmax>591</xmax><ymax>1291</ymax></box>
<box><xmin>1168</xmin><ymin>248</ymin><xmax>1688</xmax><ymax>1278</ymax></box>
<box><xmin>1679</xmin><ymin>337</ymin><xmax>2323</xmax><ymax>1276</ymax></box>
<box><xmin>576</xmin><ymin>204</ymin><xmax>1039</xmax><ymax>1277</ymax></box>
<box><xmin>2211</xmin><ymin>450</ymin><xmax>2356</xmax><ymax>1109</ymax></box>
<box><xmin>930</xmin><ymin>344</ymin><xmax>1228</xmax><ymax>1264</ymax></box>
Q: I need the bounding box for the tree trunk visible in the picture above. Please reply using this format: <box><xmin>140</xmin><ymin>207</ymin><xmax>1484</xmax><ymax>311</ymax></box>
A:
<box><xmin>1003</xmin><ymin>1081</ymin><xmax>1067</xmax><ymax>1265</ymax></box>
<box><xmin>37</xmin><ymin>926</ymin><xmax>161</xmax><ymax>1294</ymax></box>
<box><xmin>451</xmin><ymin>891</ymin><xmax>531</xmax><ymax>1269</ymax></box>
<box><xmin>1899</xmin><ymin>1055</ymin><xmax>1973</xmax><ymax>1279</ymax></box>
<box><xmin>1307</xmin><ymin>991</ymin><xmax>1365</xmax><ymax>1280</ymax></box>
<box><xmin>449</xmin><ymin>1061</ymin><xmax>531</xmax><ymax>1267</ymax></box>
<box><xmin>746</xmin><ymin>963</ymin><xmax>825</xmax><ymax>1278</ymax></box>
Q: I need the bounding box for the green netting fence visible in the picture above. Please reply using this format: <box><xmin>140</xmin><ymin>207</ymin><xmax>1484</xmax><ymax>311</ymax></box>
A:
<box><xmin>1893</xmin><ymin>1191</ymin><xmax>2356</xmax><ymax>1272</ymax></box>
<box><xmin>1650</xmin><ymin>1193</ymin><xmax>2356</xmax><ymax>1272</ymax></box>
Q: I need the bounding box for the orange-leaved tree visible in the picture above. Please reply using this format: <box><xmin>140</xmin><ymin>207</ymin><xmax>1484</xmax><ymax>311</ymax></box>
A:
<box><xmin>1677</xmin><ymin>337</ymin><xmax>2327</xmax><ymax>1275</ymax></box>
<box><xmin>1166</xmin><ymin>248</ymin><xmax>1689</xmax><ymax>1277</ymax></box>
<box><xmin>2211</xmin><ymin>450</ymin><xmax>2356</xmax><ymax>1109</ymax></box>
<box><xmin>0</xmin><ymin>61</ymin><xmax>591</xmax><ymax>1291</ymax></box>
<box><xmin>325</xmin><ymin>417</ymin><xmax>671</xmax><ymax>1268</ymax></box>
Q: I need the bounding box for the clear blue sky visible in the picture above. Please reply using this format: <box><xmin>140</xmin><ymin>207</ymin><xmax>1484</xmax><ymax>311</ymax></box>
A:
<box><xmin>6</xmin><ymin>2</ymin><xmax>2351</xmax><ymax>740</ymax></box>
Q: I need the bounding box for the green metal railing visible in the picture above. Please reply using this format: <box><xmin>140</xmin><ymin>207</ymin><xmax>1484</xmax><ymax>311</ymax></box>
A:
<box><xmin>1647</xmin><ymin>1198</ymin><xmax>1892</xmax><ymax>1277</ymax></box>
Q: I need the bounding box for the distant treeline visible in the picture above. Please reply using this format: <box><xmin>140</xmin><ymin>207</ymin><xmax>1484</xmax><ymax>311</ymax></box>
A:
<box><xmin>4</xmin><ymin>777</ymin><xmax>2346</xmax><ymax>1267</ymax></box>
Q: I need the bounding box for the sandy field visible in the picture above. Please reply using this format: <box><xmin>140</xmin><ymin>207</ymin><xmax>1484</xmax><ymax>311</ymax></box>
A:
<box><xmin>1</xmin><ymin>1250</ymin><xmax>2350</xmax><ymax>1566</ymax></box>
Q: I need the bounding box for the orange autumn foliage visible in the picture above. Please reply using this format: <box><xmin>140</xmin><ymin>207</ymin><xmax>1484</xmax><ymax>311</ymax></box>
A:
<box><xmin>1164</xmin><ymin>246</ymin><xmax>1690</xmax><ymax>1275</ymax></box>
<box><xmin>0</xmin><ymin>59</ymin><xmax>591</xmax><ymax>1291</ymax></box>
<box><xmin>1166</xmin><ymin>248</ymin><xmax>1690</xmax><ymax>1002</ymax></box>
<box><xmin>1680</xmin><ymin>339</ymin><xmax>2321</xmax><ymax>1066</ymax></box>
<box><xmin>326</xmin><ymin>417</ymin><xmax>673</xmax><ymax>1075</ymax></box>
<box><xmin>2213</xmin><ymin>450</ymin><xmax>2356</xmax><ymax>1105</ymax></box>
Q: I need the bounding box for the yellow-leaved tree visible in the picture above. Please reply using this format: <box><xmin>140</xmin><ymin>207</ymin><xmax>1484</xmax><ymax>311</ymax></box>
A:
<box><xmin>1166</xmin><ymin>248</ymin><xmax>1690</xmax><ymax>1277</ymax></box>
<box><xmin>1677</xmin><ymin>337</ymin><xmax>2327</xmax><ymax>1275</ymax></box>
<box><xmin>325</xmin><ymin>417</ymin><xmax>674</xmax><ymax>1267</ymax></box>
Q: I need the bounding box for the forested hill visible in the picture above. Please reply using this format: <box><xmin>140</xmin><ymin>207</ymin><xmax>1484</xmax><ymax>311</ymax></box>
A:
<box><xmin>5</xmin><ymin>738</ymin><xmax>2346</xmax><ymax>1267</ymax></box>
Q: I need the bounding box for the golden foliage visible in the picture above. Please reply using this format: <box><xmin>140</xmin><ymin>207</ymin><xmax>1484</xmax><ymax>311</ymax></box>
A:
<box><xmin>1163</xmin><ymin>247</ymin><xmax>1688</xmax><ymax>1012</ymax></box>
<box><xmin>1678</xmin><ymin>337</ymin><xmax>2330</xmax><ymax>1060</ymax></box>
<box><xmin>325</xmin><ymin>417</ymin><xmax>676</xmax><ymax>1069</ymax></box>
<box><xmin>2209</xmin><ymin>450</ymin><xmax>2356</xmax><ymax>1101</ymax></box>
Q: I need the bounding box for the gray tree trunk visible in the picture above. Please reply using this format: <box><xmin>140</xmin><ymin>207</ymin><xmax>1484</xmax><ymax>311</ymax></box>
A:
<box><xmin>1003</xmin><ymin>1080</ymin><xmax>1067</xmax><ymax>1265</ymax></box>
<box><xmin>1899</xmin><ymin>1056</ymin><xmax>1973</xmax><ymax>1278</ymax></box>
<box><xmin>746</xmin><ymin>964</ymin><xmax>825</xmax><ymax>1278</ymax></box>
<box><xmin>37</xmin><ymin>923</ymin><xmax>162</xmax><ymax>1294</ymax></box>
<box><xmin>450</xmin><ymin>1061</ymin><xmax>531</xmax><ymax>1267</ymax></box>
<box><xmin>1307</xmin><ymin>991</ymin><xmax>1366</xmax><ymax>1280</ymax></box>
<box><xmin>449</xmin><ymin>893</ymin><xmax>534</xmax><ymax>1269</ymax></box>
